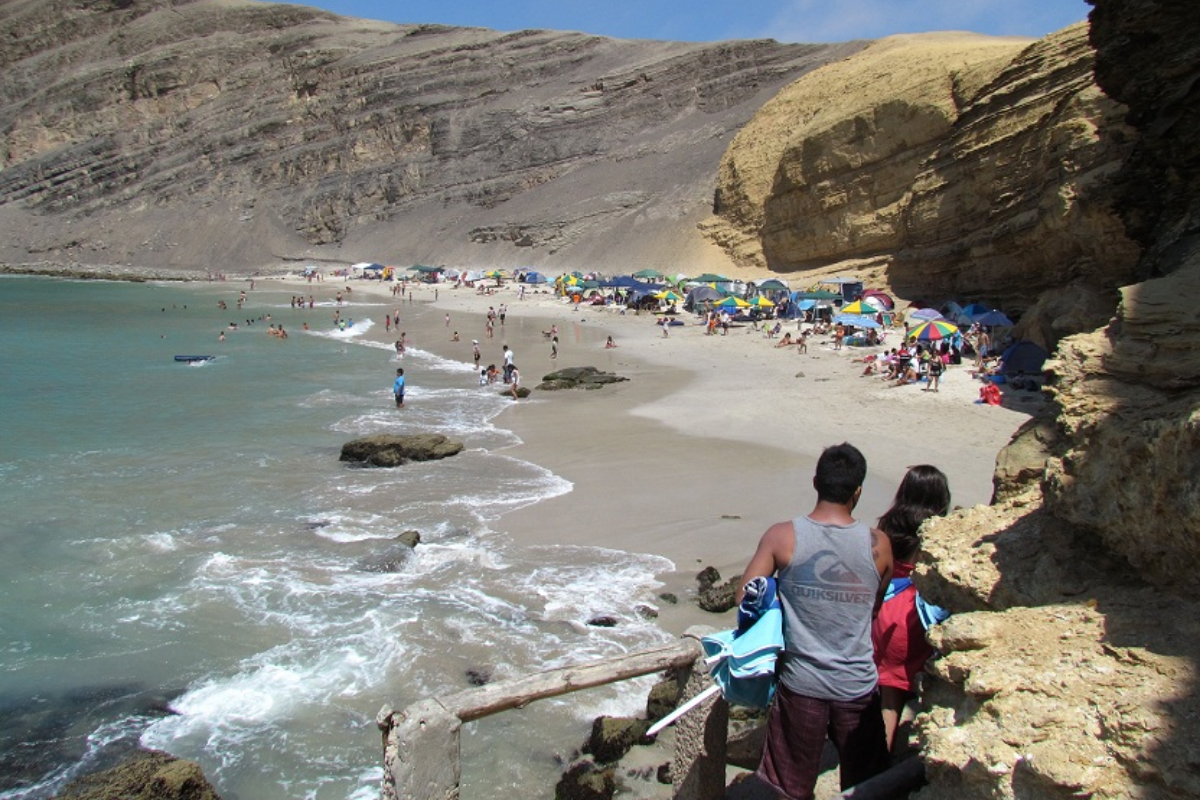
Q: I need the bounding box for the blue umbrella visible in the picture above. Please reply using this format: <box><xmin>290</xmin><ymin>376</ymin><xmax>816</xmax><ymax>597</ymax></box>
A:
<box><xmin>833</xmin><ymin>313</ymin><xmax>881</xmax><ymax>329</ymax></box>
<box><xmin>973</xmin><ymin>310</ymin><xmax>1014</xmax><ymax>327</ymax></box>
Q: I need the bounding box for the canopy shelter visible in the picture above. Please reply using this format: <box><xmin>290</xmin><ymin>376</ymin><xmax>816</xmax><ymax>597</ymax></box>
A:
<box><xmin>1000</xmin><ymin>340</ymin><xmax>1049</xmax><ymax>375</ymax></box>
<box><xmin>796</xmin><ymin>289</ymin><xmax>841</xmax><ymax>301</ymax></box>
<box><xmin>633</xmin><ymin>268</ymin><xmax>664</xmax><ymax>279</ymax></box>
<box><xmin>685</xmin><ymin>285</ymin><xmax>725</xmax><ymax>308</ymax></box>
<box><xmin>755</xmin><ymin>279</ymin><xmax>790</xmax><ymax>292</ymax></box>
<box><xmin>862</xmin><ymin>290</ymin><xmax>894</xmax><ymax>310</ymax></box>
<box><xmin>819</xmin><ymin>277</ymin><xmax>865</xmax><ymax>302</ymax></box>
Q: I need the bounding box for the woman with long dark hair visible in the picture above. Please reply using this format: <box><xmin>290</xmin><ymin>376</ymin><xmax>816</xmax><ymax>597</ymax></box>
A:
<box><xmin>872</xmin><ymin>464</ymin><xmax>951</xmax><ymax>751</ymax></box>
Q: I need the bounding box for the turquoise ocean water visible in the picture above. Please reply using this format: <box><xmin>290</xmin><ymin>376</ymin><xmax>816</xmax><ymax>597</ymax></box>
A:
<box><xmin>0</xmin><ymin>277</ymin><xmax>671</xmax><ymax>799</ymax></box>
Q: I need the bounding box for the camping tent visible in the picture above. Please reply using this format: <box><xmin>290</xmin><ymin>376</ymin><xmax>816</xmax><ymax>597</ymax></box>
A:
<box><xmin>1000</xmin><ymin>341</ymin><xmax>1049</xmax><ymax>376</ymax></box>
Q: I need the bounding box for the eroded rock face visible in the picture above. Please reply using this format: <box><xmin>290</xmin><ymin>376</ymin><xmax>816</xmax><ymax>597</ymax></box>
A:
<box><xmin>910</xmin><ymin>2</ymin><xmax>1200</xmax><ymax>797</ymax></box>
<box><xmin>707</xmin><ymin>23</ymin><xmax>1140</xmax><ymax>331</ymax></box>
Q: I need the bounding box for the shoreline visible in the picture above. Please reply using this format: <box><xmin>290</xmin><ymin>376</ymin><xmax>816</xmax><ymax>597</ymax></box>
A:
<box><xmin>264</xmin><ymin>268</ymin><xmax>1040</xmax><ymax>635</ymax></box>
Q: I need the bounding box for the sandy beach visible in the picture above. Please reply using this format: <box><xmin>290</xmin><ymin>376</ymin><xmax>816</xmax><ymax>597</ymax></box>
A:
<box><xmin>272</xmin><ymin>271</ymin><xmax>1038</xmax><ymax>635</ymax></box>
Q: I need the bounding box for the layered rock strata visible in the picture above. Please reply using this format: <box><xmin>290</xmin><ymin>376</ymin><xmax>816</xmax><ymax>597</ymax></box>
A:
<box><xmin>706</xmin><ymin>23</ymin><xmax>1141</xmax><ymax>332</ymax></box>
<box><xmin>0</xmin><ymin>0</ymin><xmax>862</xmax><ymax>272</ymax></box>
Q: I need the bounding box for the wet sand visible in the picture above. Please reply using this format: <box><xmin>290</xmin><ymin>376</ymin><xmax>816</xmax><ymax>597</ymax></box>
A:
<box><xmin>274</xmin><ymin>273</ymin><xmax>1038</xmax><ymax>636</ymax></box>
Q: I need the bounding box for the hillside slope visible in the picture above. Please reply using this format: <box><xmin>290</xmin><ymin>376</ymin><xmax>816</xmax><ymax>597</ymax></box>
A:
<box><xmin>0</xmin><ymin>0</ymin><xmax>861</xmax><ymax>273</ymax></box>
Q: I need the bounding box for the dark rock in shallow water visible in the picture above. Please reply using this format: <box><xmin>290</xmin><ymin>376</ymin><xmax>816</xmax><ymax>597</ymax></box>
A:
<box><xmin>657</xmin><ymin>592</ymin><xmax>678</xmax><ymax>605</ymax></box>
<box><xmin>395</xmin><ymin>530</ymin><xmax>421</xmax><ymax>548</ymax></box>
<box><xmin>555</xmin><ymin>759</ymin><xmax>615</xmax><ymax>800</ymax></box>
<box><xmin>55</xmin><ymin>749</ymin><xmax>222</xmax><ymax>800</ymax></box>
<box><xmin>583</xmin><ymin>716</ymin><xmax>651</xmax><ymax>764</ymax></box>
<box><xmin>465</xmin><ymin>667</ymin><xmax>493</xmax><ymax>687</ymax></box>
<box><xmin>340</xmin><ymin>434</ymin><xmax>463</xmax><ymax>467</ymax></box>
<box><xmin>499</xmin><ymin>386</ymin><xmax>532</xmax><ymax>399</ymax></box>
<box><xmin>586</xmin><ymin>615</ymin><xmax>619</xmax><ymax>628</ymax></box>
<box><xmin>537</xmin><ymin>367</ymin><xmax>628</xmax><ymax>391</ymax></box>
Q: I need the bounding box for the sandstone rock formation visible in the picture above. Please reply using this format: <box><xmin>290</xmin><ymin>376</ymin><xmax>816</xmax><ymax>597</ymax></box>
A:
<box><xmin>706</xmin><ymin>23</ymin><xmax>1142</xmax><ymax>339</ymax></box>
<box><xmin>905</xmin><ymin>1</ymin><xmax>1200</xmax><ymax>797</ymax></box>
<box><xmin>339</xmin><ymin>433</ymin><xmax>463</xmax><ymax>467</ymax></box>
<box><xmin>0</xmin><ymin>0</ymin><xmax>864</xmax><ymax>274</ymax></box>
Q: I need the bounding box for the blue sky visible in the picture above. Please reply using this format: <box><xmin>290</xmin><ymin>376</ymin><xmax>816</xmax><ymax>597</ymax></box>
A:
<box><xmin>283</xmin><ymin>0</ymin><xmax>1090</xmax><ymax>42</ymax></box>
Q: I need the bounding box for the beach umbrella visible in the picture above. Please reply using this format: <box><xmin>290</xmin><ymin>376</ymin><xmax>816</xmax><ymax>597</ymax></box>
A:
<box><xmin>655</xmin><ymin>289</ymin><xmax>683</xmax><ymax>302</ymax></box>
<box><xmin>694</xmin><ymin>273</ymin><xmax>732</xmax><ymax>283</ymax></box>
<box><xmin>972</xmin><ymin>310</ymin><xmax>1014</xmax><ymax>327</ymax></box>
<box><xmin>908</xmin><ymin>307</ymin><xmax>944</xmax><ymax>321</ymax></box>
<box><xmin>839</xmin><ymin>300</ymin><xmax>873</xmax><ymax>315</ymax></box>
<box><xmin>908</xmin><ymin>320</ymin><xmax>959</xmax><ymax>341</ymax></box>
<box><xmin>715</xmin><ymin>296</ymin><xmax>749</xmax><ymax>309</ymax></box>
<box><xmin>750</xmin><ymin>296</ymin><xmax>775</xmax><ymax>308</ymax></box>
<box><xmin>634</xmin><ymin>268</ymin><xmax>664</xmax><ymax>279</ymax></box>
<box><xmin>833</xmin><ymin>313</ymin><xmax>881</xmax><ymax>329</ymax></box>
<box><xmin>961</xmin><ymin>303</ymin><xmax>992</xmax><ymax>319</ymax></box>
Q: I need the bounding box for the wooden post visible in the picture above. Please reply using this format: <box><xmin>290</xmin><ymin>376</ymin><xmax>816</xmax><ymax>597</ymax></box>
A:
<box><xmin>672</xmin><ymin>632</ymin><xmax>728</xmax><ymax>800</ymax></box>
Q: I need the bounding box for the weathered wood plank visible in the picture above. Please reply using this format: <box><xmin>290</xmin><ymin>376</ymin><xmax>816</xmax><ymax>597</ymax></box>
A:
<box><xmin>439</xmin><ymin>637</ymin><xmax>704</xmax><ymax>723</ymax></box>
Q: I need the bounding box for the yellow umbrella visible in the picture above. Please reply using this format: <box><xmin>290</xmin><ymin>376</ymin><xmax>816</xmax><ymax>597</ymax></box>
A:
<box><xmin>655</xmin><ymin>290</ymin><xmax>683</xmax><ymax>301</ymax></box>
<box><xmin>840</xmin><ymin>300</ymin><xmax>873</xmax><ymax>315</ymax></box>
<box><xmin>751</xmin><ymin>296</ymin><xmax>775</xmax><ymax>307</ymax></box>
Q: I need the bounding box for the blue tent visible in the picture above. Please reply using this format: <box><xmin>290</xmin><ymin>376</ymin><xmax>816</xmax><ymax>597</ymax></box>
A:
<box><xmin>524</xmin><ymin>271</ymin><xmax>547</xmax><ymax>284</ymax></box>
<box><xmin>1000</xmin><ymin>340</ymin><xmax>1049</xmax><ymax>375</ymax></box>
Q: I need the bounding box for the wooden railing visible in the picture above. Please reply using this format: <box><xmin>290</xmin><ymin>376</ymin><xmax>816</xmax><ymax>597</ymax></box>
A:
<box><xmin>374</xmin><ymin>626</ymin><xmax>728</xmax><ymax>800</ymax></box>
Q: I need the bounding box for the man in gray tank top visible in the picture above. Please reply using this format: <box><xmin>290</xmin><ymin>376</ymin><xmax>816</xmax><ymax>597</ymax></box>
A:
<box><xmin>737</xmin><ymin>442</ymin><xmax>893</xmax><ymax>799</ymax></box>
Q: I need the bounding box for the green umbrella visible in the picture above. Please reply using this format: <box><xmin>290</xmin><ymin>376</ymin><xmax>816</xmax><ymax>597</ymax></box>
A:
<box><xmin>694</xmin><ymin>273</ymin><xmax>732</xmax><ymax>283</ymax></box>
<box><xmin>633</xmin><ymin>268</ymin><xmax>664</xmax><ymax>279</ymax></box>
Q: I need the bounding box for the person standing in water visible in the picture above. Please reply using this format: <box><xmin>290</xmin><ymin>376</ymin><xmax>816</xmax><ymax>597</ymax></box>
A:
<box><xmin>393</xmin><ymin>368</ymin><xmax>406</xmax><ymax>407</ymax></box>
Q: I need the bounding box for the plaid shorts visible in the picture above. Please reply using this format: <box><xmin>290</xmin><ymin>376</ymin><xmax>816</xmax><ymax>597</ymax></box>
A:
<box><xmin>756</xmin><ymin>683</ymin><xmax>888</xmax><ymax>800</ymax></box>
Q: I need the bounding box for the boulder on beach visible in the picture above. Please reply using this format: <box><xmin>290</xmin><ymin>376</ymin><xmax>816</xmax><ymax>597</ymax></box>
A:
<box><xmin>537</xmin><ymin>367</ymin><xmax>628</xmax><ymax>391</ymax></box>
<box><xmin>339</xmin><ymin>434</ymin><xmax>464</xmax><ymax>468</ymax></box>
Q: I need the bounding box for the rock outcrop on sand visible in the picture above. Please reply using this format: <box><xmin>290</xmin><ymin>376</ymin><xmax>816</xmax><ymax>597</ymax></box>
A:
<box><xmin>0</xmin><ymin>0</ymin><xmax>863</xmax><ymax>274</ymax></box>
<box><xmin>903</xmin><ymin>2</ymin><xmax>1200</xmax><ymax>797</ymax></box>
<box><xmin>537</xmin><ymin>367</ymin><xmax>629</xmax><ymax>391</ymax></box>
<box><xmin>339</xmin><ymin>434</ymin><xmax>463</xmax><ymax>467</ymax></box>
<box><xmin>705</xmin><ymin>23</ymin><xmax>1141</xmax><ymax>343</ymax></box>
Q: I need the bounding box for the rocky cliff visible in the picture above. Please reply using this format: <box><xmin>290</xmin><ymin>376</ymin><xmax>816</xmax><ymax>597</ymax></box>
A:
<box><xmin>904</xmin><ymin>1</ymin><xmax>1200</xmax><ymax>796</ymax></box>
<box><xmin>0</xmin><ymin>0</ymin><xmax>862</xmax><ymax>273</ymax></box>
<box><xmin>706</xmin><ymin>22</ymin><xmax>1142</xmax><ymax>342</ymax></box>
